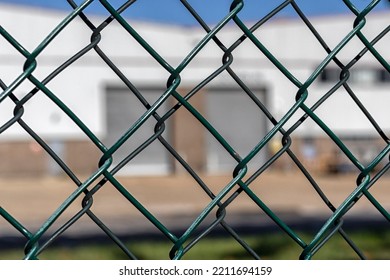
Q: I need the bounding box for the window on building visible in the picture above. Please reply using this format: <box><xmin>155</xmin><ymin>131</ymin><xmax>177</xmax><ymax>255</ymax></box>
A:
<box><xmin>319</xmin><ymin>67</ymin><xmax>390</xmax><ymax>85</ymax></box>
<box><xmin>378</xmin><ymin>69</ymin><xmax>390</xmax><ymax>83</ymax></box>
<box><xmin>350</xmin><ymin>68</ymin><xmax>377</xmax><ymax>84</ymax></box>
<box><xmin>319</xmin><ymin>68</ymin><xmax>340</xmax><ymax>83</ymax></box>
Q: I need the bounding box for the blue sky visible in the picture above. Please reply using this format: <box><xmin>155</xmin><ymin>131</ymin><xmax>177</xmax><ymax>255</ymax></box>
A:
<box><xmin>0</xmin><ymin>0</ymin><xmax>389</xmax><ymax>25</ymax></box>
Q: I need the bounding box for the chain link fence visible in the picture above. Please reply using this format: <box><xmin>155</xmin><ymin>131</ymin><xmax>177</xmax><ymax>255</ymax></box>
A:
<box><xmin>0</xmin><ymin>0</ymin><xmax>389</xmax><ymax>259</ymax></box>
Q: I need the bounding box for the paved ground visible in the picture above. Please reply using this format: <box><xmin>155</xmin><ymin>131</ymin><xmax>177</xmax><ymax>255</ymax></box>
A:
<box><xmin>0</xmin><ymin>171</ymin><xmax>389</xmax><ymax>238</ymax></box>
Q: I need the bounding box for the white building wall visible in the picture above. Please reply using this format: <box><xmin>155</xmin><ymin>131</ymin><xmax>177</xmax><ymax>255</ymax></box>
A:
<box><xmin>0</xmin><ymin>3</ymin><xmax>389</xmax><ymax>141</ymax></box>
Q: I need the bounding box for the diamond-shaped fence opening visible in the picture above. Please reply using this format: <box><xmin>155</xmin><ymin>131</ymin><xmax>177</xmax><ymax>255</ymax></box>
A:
<box><xmin>0</xmin><ymin>0</ymin><xmax>389</xmax><ymax>260</ymax></box>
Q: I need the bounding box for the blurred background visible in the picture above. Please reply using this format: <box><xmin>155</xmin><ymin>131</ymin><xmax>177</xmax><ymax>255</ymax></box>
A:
<box><xmin>0</xmin><ymin>0</ymin><xmax>389</xmax><ymax>259</ymax></box>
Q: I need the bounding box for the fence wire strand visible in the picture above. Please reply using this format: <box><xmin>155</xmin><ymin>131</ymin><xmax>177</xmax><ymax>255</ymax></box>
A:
<box><xmin>0</xmin><ymin>0</ymin><xmax>389</xmax><ymax>259</ymax></box>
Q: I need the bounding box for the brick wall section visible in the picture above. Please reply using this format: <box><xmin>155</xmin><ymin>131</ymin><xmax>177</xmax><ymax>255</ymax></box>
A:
<box><xmin>65</xmin><ymin>140</ymin><xmax>102</xmax><ymax>175</ymax></box>
<box><xmin>0</xmin><ymin>141</ymin><xmax>46</xmax><ymax>177</ymax></box>
<box><xmin>0</xmin><ymin>140</ymin><xmax>100</xmax><ymax>177</ymax></box>
<box><xmin>171</xmin><ymin>92</ymin><xmax>206</xmax><ymax>173</ymax></box>
<box><xmin>0</xmin><ymin>136</ymin><xmax>384</xmax><ymax>176</ymax></box>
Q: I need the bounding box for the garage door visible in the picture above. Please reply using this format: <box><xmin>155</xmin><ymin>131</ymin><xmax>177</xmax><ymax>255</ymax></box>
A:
<box><xmin>105</xmin><ymin>86</ymin><xmax>171</xmax><ymax>175</ymax></box>
<box><xmin>205</xmin><ymin>87</ymin><xmax>268</xmax><ymax>173</ymax></box>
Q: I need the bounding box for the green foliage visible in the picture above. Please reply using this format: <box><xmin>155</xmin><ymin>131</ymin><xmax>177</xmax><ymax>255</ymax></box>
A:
<box><xmin>1</xmin><ymin>229</ymin><xmax>388</xmax><ymax>260</ymax></box>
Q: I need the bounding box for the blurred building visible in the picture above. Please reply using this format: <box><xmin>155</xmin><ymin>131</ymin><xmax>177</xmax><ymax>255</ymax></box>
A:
<box><xmin>0</xmin><ymin>3</ymin><xmax>389</xmax><ymax>176</ymax></box>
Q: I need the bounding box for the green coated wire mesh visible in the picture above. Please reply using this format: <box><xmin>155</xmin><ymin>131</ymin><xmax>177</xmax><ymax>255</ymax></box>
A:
<box><xmin>0</xmin><ymin>0</ymin><xmax>389</xmax><ymax>260</ymax></box>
